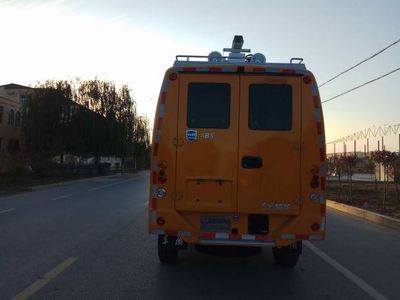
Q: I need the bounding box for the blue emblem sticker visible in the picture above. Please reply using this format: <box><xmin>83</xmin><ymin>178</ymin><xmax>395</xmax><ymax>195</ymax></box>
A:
<box><xmin>186</xmin><ymin>129</ymin><xmax>197</xmax><ymax>142</ymax></box>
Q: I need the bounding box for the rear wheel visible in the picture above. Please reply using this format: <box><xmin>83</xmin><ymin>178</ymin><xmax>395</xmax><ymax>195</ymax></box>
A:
<box><xmin>158</xmin><ymin>235</ymin><xmax>178</xmax><ymax>263</ymax></box>
<box><xmin>272</xmin><ymin>241</ymin><xmax>301</xmax><ymax>268</ymax></box>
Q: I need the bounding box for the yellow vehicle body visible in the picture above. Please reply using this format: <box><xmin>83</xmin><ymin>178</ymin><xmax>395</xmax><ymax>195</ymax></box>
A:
<box><xmin>148</xmin><ymin>38</ymin><xmax>326</xmax><ymax>262</ymax></box>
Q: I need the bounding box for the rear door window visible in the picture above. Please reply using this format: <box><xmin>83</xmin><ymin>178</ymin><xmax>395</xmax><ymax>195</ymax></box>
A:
<box><xmin>248</xmin><ymin>84</ymin><xmax>292</xmax><ymax>130</ymax></box>
<box><xmin>187</xmin><ymin>83</ymin><xmax>230</xmax><ymax>128</ymax></box>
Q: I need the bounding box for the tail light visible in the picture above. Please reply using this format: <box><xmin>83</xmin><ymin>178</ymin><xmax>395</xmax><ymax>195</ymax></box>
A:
<box><xmin>311</xmin><ymin>222</ymin><xmax>320</xmax><ymax>231</ymax></box>
<box><xmin>156</xmin><ymin>217</ymin><xmax>166</xmax><ymax>226</ymax></box>
<box><xmin>310</xmin><ymin>166</ymin><xmax>320</xmax><ymax>189</ymax></box>
<box><xmin>303</xmin><ymin>75</ymin><xmax>311</xmax><ymax>84</ymax></box>
<box><xmin>158</xmin><ymin>161</ymin><xmax>167</xmax><ymax>183</ymax></box>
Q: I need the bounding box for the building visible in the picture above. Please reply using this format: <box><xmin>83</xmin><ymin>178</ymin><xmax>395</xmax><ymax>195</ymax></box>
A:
<box><xmin>0</xmin><ymin>84</ymin><xmax>33</xmax><ymax>173</ymax></box>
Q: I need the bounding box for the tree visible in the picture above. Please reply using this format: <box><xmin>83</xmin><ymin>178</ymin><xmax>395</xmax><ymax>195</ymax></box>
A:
<box><xmin>343</xmin><ymin>154</ymin><xmax>357</xmax><ymax>201</ymax></box>
<box><xmin>22</xmin><ymin>79</ymin><xmax>151</xmax><ymax>174</ymax></box>
<box><xmin>370</xmin><ymin>150</ymin><xmax>398</xmax><ymax>209</ymax></box>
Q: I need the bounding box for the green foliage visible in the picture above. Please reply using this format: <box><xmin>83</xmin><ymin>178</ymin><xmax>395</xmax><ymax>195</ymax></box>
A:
<box><xmin>22</xmin><ymin>79</ymin><xmax>151</xmax><ymax>174</ymax></box>
<box><xmin>370</xmin><ymin>150</ymin><xmax>400</xmax><ymax>206</ymax></box>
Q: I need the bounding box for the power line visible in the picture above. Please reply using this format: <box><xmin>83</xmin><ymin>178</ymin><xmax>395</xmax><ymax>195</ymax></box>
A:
<box><xmin>319</xmin><ymin>37</ymin><xmax>400</xmax><ymax>88</ymax></box>
<box><xmin>322</xmin><ymin>67</ymin><xmax>400</xmax><ymax>104</ymax></box>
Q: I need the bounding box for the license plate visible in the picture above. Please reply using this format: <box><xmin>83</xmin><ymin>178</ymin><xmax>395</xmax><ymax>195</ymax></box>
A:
<box><xmin>200</xmin><ymin>216</ymin><xmax>231</xmax><ymax>232</ymax></box>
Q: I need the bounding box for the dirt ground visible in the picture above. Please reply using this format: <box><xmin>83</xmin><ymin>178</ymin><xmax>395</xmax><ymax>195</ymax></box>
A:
<box><xmin>326</xmin><ymin>179</ymin><xmax>400</xmax><ymax>219</ymax></box>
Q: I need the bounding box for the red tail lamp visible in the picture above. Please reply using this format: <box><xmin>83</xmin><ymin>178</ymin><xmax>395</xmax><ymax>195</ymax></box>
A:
<box><xmin>156</xmin><ymin>217</ymin><xmax>166</xmax><ymax>226</ymax></box>
<box><xmin>311</xmin><ymin>222</ymin><xmax>320</xmax><ymax>231</ymax></box>
<box><xmin>169</xmin><ymin>73</ymin><xmax>178</xmax><ymax>81</ymax></box>
<box><xmin>158</xmin><ymin>161</ymin><xmax>167</xmax><ymax>170</ymax></box>
<box><xmin>303</xmin><ymin>76</ymin><xmax>311</xmax><ymax>84</ymax></box>
<box><xmin>158</xmin><ymin>161</ymin><xmax>167</xmax><ymax>183</ymax></box>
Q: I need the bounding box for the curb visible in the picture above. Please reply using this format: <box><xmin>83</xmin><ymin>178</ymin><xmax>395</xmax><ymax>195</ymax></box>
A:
<box><xmin>327</xmin><ymin>200</ymin><xmax>400</xmax><ymax>231</ymax></box>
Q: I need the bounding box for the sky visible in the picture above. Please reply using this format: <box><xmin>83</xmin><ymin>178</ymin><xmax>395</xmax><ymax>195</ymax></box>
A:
<box><xmin>1</xmin><ymin>0</ymin><xmax>399</xmax><ymax>153</ymax></box>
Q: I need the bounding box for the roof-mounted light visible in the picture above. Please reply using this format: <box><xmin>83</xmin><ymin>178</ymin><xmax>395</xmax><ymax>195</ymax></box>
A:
<box><xmin>208</xmin><ymin>51</ymin><xmax>224</xmax><ymax>63</ymax></box>
<box><xmin>250</xmin><ymin>53</ymin><xmax>266</xmax><ymax>64</ymax></box>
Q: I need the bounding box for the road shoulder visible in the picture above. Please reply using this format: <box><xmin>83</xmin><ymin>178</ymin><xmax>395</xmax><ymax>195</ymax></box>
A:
<box><xmin>327</xmin><ymin>199</ymin><xmax>400</xmax><ymax>231</ymax></box>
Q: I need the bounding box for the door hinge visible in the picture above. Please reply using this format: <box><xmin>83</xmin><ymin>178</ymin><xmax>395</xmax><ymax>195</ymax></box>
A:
<box><xmin>172</xmin><ymin>137</ymin><xmax>185</xmax><ymax>147</ymax></box>
<box><xmin>171</xmin><ymin>192</ymin><xmax>182</xmax><ymax>201</ymax></box>
<box><xmin>293</xmin><ymin>141</ymin><xmax>304</xmax><ymax>151</ymax></box>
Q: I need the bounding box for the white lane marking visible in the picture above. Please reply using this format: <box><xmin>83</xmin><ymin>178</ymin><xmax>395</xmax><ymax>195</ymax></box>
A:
<box><xmin>88</xmin><ymin>178</ymin><xmax>134</xmax><ymax>192</ymax></box>
<box><xmin>50</xmin><ymin>194</ymin><xmax>71</xmax><ymax>201</ymax></box>
<box><xmin>11</xmin><ymin>257</ymin><xmax>78</xmax><ymax>300</ymax></box>
<box><xmin>304</xmin><ymin>241</ymin><xmax>388</xmax><ymax>300</ymax></box>
<box><xmin>0</xmin><ymin>208</ymin><xmax>15</xmax><ymax>214</ymax></box>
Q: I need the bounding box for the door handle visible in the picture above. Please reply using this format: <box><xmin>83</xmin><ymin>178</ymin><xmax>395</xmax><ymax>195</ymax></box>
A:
<box><xmin>242</xmin><ymin>156</ymin><xmax>263</xmax><ymax>169</ymax></box>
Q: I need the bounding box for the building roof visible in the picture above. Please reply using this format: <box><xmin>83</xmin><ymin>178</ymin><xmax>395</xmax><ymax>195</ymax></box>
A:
<box><xmin>0</xmin><ymin>83</ymin><xmax>32</xmax><ymax>90</ymax></box>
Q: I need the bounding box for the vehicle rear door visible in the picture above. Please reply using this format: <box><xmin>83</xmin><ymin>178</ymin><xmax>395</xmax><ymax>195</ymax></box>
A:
<box><xmin>175</xmin><ymin>74</ymin><xmax>239</xmax><ymax>213</ymax></box>
<box><xmin>237</xmin><ymin>75</ymin><xmax>301</xmax><ymax>215</ymax></box>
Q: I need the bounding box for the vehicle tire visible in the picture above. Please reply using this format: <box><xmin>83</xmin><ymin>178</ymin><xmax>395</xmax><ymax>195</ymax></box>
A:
<box><xmin>272</xmin><ymin>242</ymin><xmax>301</xmax><ymax>268</ymax></box>
<box><xmin>158</xmin><ymin>235</ymin><xmax>178</xmax><ymax>263</ymax></box>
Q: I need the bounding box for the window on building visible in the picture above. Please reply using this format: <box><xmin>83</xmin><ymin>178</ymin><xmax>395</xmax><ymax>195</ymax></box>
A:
<box><xmin>7</xmin><ymin>139</ymin><xmax>19</xmax><ymax>153</ymax></box>
<box><xmin>15</xmin><ymin>111</ymin><xmax>21</xmax><ymax>127</ymax></box>
<box><xmin>0</xmin><ymin>106</ymin><xmax>3</xmax><ymax>124</ymax></box>
<box><xmin>8</xmin><ymin>109</ymin><xmax>15</xmax><ymax>126</ymax></box>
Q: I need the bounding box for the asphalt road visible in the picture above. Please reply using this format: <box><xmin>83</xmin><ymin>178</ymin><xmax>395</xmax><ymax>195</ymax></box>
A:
<box><xmin>1</xmin><ymin>172</ymin><xmax>399</xmax><ymax>299</ymax></box>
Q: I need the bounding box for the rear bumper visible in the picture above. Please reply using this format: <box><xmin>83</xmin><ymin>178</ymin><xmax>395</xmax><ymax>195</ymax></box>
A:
<box><xmin>199</xmin><ymin>239</ymin><xmax>275</xmax><ymax>247</ymax></box>
<box><xmin>149</xmin><ymin>229</ymin><xmax>324</xmax><ymax>247</ymax></box>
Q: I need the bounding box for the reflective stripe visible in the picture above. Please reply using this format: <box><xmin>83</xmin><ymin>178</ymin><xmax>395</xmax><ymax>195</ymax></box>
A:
<box><xmin>209</xmin><ymin>67</ymin><xmax>222</xmax><ymax>72</ymax></box>
<box><xmin>295</xmin><ymin>234</ymin><xmax>309</xmax><ymax>240</ymax></box>
<box><xmin>314</xmin><ymin>108</ymin><xmax>321</xmax><ymax>122</ymax></box>
<box><xmin>309</xmin><ymin>235</ymin><xmax>322</xmax><ymax>240</ymax></box>
<box><xmin>152</xmin><ymin>171</ymin><xmax>157</xmax><ymax>184</ymax></box>
<box><xmin>200</xmin><ymin>231</ymin><xmax>272</xmax><ymax>243</ymax></box>
<box><xmin>158</xmin><ymin>104</ymin><xmax>164</xmax><ymax>118</ymax></box>
<box><xmin>151</xmin><ymin>159</ymin><xmax>158</xmax><ymax>171</ymax></box>
<box><xmin>320</xmin><ymin>162</ymin><xmax>328</xmax><ymax>176</ymax></box>
<box><xmin>154</xmin><ymin>130</ymin><xmax>161</xmax><ymax>143</ymax></box>
<box><xmin>319</xmin><ymin>135</ymin><xmax>325</xmax><ymax>149</ymax></box>
<box><xmin>222</xmin><ymin>67</ymin><xmax>235</xmax><ymax>72</ymax></box>
<box><xmin>311</xmin><ymin>84</ymin><xmax>319</xmax><ymax>96</ymax></box>
<box><xmin>152</xmin><ymin>185</ymin><xmax>157</xmax><ymax>198</ymax></box>
<box><xmin>215</xmin><ymin>232</ymin><xmax>229</xmax><ymax>239</ymax></box>
<box><xmin>281</xmin><ymin>233</ymin><xmax>296</xmax><ymax>240</ymax></box>
<box><xmin>161</xmin><ymin>78</ymin><xmax>169</xmax><ymax>92</ymax></box>
<box><xmin>320</xmin><ymin>217</ymin><xmax>326</xmax><ymax>230</ymax></box>
<box><xmin>151</xmin><ymin>229</ymin><xmax>165</xmax><ymax>235</ymax></box>
<box><xmin>241</xmin><ymin>234</ymin><xmax>256</xmax><ymax>240</ymax></box>
<box><xmin>178</xmin><ymin>231</ymin><xmax>192</xmax><ymax>237</ymax></box>
<box><xmin>152</xmin><ymin>143</ymin><xmax>159</xmax><ymax>156</ymax></box>
<box><xmin>320</xmin><ymin>194</ymin><xmax>326</xmax><ymax>204</ymax></box>
<box><xmin>150</xmin><ymin>230</ymin><xmax>192</xmax><ymax>237</ymax></box>
<box><xmin>200</xmin><ymin>240</ymin><xmax>275</xmax><ymax>247</ymax></box>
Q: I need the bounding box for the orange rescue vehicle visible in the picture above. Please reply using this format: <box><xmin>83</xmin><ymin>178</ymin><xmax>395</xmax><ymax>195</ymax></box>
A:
<box><xmin>148</xmin><ymin>36</ymin><xmax>326</xmax><ymax>267</ymax></box>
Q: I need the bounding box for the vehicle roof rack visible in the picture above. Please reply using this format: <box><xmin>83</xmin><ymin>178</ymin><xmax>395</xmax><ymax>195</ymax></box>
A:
<box><xmin>174</xmin><ymin>35</ymin><xmax>306</xmax><ymax>70</ymax></box>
